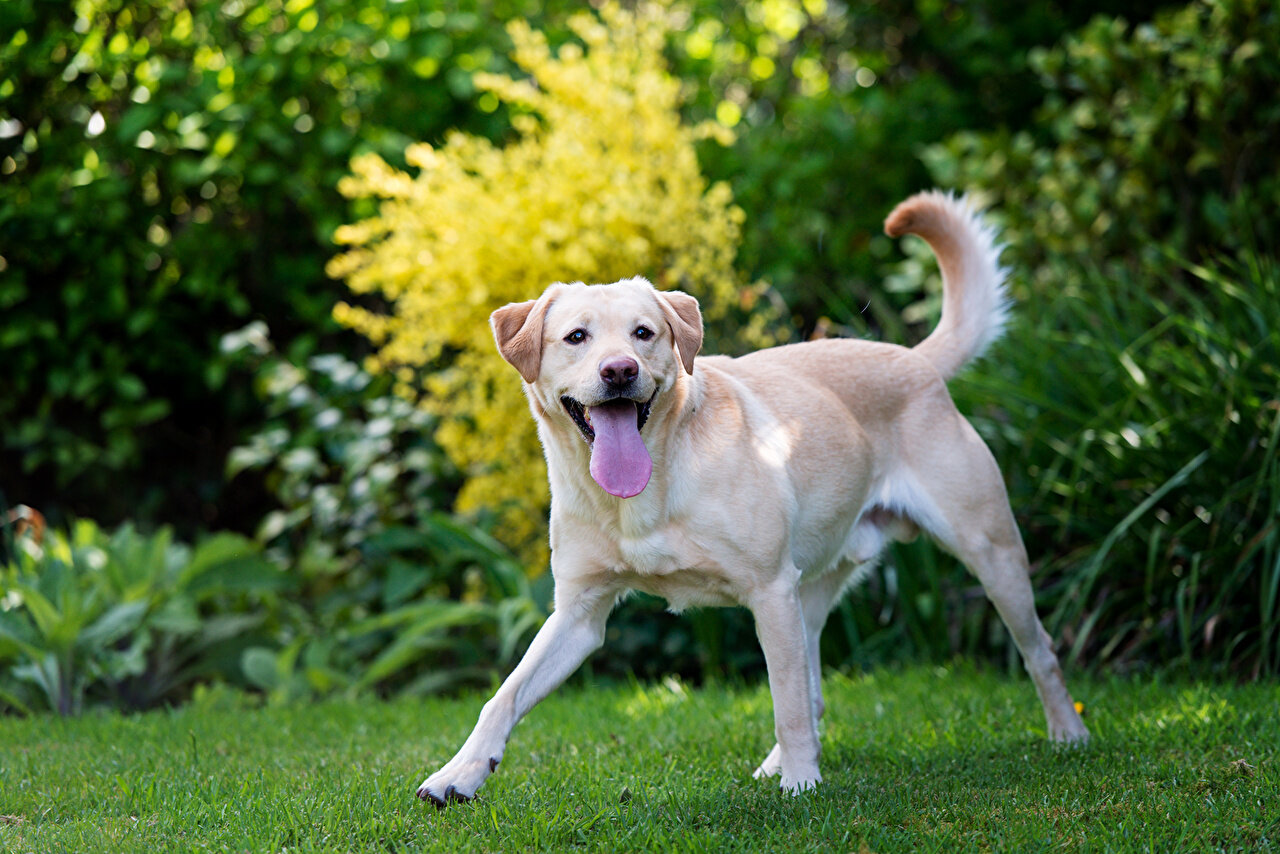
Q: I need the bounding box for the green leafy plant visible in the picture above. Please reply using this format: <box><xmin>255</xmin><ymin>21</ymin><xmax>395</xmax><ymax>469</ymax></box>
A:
<box><xmin>970</xmin><ymin>251</ymin><xmax>1280</xmax><ymax>675</ymax></box>
<box><xmin>225</xmin><ymin>329</ymin><xmax>543</xmax><ymax>701</ymax></box>
<box><xmin>224</xmin><ymin>322</ymin><xmax>455</xmax><ymax>580</ymax></box>
<box><xmin>675</xmin><ymin>0</ymin><xmax>1169</xmax><ymax>336</ymax></box>
<box><xmin>921</xmin><ymin>0</ymin><xmax>1280</xmax><ymax>288</ymax></box>
<box><xmin>0</xmin><ymin>518</ymin><xmax>285</xmax><ymax>715</ymax></box>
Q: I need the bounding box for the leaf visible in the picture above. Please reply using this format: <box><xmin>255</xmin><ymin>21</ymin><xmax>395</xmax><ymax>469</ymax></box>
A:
<box><xmin>382</xmin><ymin>559</ymin><xmax>428</xmax><ymax>607</ymax></box>
<box><xmin>11</xmin><ymin>583</ymin><xmax>78</xmax><ymax>648</ymax></box>
<box><xmin>0</xmin><ymin>684</ymin><xmax>33</xmax><ymax>717</ymax></box>
<box><xmin>362</xmin><ymin>526</ymin><xmax>434</xmax><ymax>556</ymax></box>
<box><xmin>241</xmin><ymin>647</ymin><xmax>281</xmax><ymax>691</ymax></box>
<box><xmin>0</xmin><ymin>611</ymin><xmax>39</xmax><ymax>658</ymax></box>
<box><xmin>80</xmin><ymin>600</ymin><xmax>148</xmax><ymax>648</ymax></box>
<box><xmin>183</xmin><ymin>532</ymin><xmax>261</xmax><ymax>581</ymax></box>
<box><xmin>344</xmin><ymin>599</ymin><xmax>488</xmax><ymax>638</ymax></box>
<box><xmin>183</xmin><ymin>557</ymin><xmax>291</xmax><ymax>597</ymax></box>
<box><xmin>353</xmin><ymin>630</ymin><xmax>449</xmax><ymax>690</ymax></box>
<box><xmin>352</xmin><ymin>601</ymin><xmax>493</xmax><ymax>689</ymax></box>
<box><xmin>148</xmin><ymin>598</ymin><xmax>202</xmax><ymax>636</ymax></box>
<box><xmin>197</xmin><ymin>613</ymin><xmax>267</xmax><ymax>645</ymax></box>
<box><xmin>12</xmin><ymin>653</ymin><xmax>68</xmax><ymax>714</ymax></box>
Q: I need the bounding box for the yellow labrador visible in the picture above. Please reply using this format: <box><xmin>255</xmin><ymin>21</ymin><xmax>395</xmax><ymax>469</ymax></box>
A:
<box><xmin>418</xmin><ymin>191</ymin><xmax>1089</xmax><ymax>805</ymax></box>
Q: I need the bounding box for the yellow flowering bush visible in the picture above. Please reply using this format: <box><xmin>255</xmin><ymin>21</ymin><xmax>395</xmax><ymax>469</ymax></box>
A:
<box><xmin>328</xmin><ymin>3</ymin><xmax>771</xmax><ymax>569</ymax></box>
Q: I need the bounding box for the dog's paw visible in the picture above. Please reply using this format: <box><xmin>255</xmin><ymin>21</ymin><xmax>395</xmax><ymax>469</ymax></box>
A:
<box><xmin>780</xmin><ymin>770</ymin><xmax>822</xmax><ymax>795</ymax></box>
<box><xmin>1049</xmin><ymin>718</ymin><xmax>1091</xmax><ymax>745</ymax></box>
<box><xmin>752</xmin><ymin>744</ymin><xmax>782</xmax><ymax>780</ymax></box>
<box><xmin>1046</xmin><ymin>700</ymin><xmax>1091</xmax><ymax>745</ymax></box>
<box><xmin>416</xmin><ymin>755</ymin><xmax>500</xmax><ymax>808</ymax></box>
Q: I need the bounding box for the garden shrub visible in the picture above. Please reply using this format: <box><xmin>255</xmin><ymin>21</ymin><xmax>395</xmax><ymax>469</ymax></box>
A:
<box><xmin>0</xmin><ymin>0</ymin><xmax>571</xmax><ymax>532</ymax></box>
<box><xmin>224</xmin><ymin>327</ymin><xmax>542</xmax><ymax>701</ymax></box>
<box><xmin>223</xmin><ymin>322</ymin><xmax>455</xmax><ymax>579</ymax></box>
<box><xmin>675</xmin><ymin>0</ymin><xmax>1172</xmax><ymax>338</ymax></box>
<box><xmin>921</xmin><ymin>0</ymin><xmax>1280</xmax><ymax>286</ymax></box>
<box><xmin>928</xmin><ymin>0</ymin><xmax>1280</xmax><ymax>675</ymax></box>
<box><xmin>329</xmin><ymin>2</ymin><xmax>776</xmax><ymax>565</ymax></box>
<box><xmin>0</xmin><ymin>518</ymin><xmax>285</xmax><ymax>715</ymax></box>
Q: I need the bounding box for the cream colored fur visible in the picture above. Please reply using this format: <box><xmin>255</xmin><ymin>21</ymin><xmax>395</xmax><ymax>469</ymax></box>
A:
<box><xmin>417</xmin><ymin>191</ymin><xmax>1088</xmax><ymax>806</ymax></box>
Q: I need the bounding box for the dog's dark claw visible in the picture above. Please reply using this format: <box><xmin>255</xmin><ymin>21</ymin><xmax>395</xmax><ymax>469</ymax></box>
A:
<box><xmin>489</xmin><ymin>757</ymin><xmax>500</xmax><ymax>772</ymax></box>
<box><xmin>443</xmin><ymin>784</ymin><xmax>471</xmax><ymax>804</ymax></box>
<box><xmin>419</xmin><ymin>773</ymin><xmax>483</xmax><ymax>809</ymax></box>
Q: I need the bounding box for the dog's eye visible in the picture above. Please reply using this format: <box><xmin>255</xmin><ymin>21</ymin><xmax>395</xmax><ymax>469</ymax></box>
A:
<box><xmin>634</xmin><ymin>326</ymin><xmax>654</xmax><ymax>341</ymax></box>
<box><xmin>564</xmin><ymin>329</ymin><xmax>587</xmax><ymax>345</ymax></box>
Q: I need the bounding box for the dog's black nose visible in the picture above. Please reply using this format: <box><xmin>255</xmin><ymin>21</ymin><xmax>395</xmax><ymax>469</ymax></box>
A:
<box><xmin>599</xmin><ymin>357</ymin><xmax>639</xmax><ymax>388</ymax></box>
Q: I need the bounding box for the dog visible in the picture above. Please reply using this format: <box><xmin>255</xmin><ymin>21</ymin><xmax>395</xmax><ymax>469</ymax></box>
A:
<box><xmin>417</xmin><ymin>191</ymin><xmax>1089</xmax><ymax>806</ymax></box>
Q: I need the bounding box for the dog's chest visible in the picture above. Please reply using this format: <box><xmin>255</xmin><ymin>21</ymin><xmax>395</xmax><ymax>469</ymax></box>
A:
<box><xmin>610</xmin><ymin>524</ymin><xmax>741</xmax><ymax>609</ymax></box>
<box><xmin>615</xmin><ymin>528</ymin><xmax>680</xmax><ymax>575</ymax></box>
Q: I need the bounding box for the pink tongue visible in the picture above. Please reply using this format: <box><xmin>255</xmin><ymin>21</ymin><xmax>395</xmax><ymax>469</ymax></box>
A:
<box><xmin>588</xmin><ymin>400</ymin><xmax>652</xmax><ymax>498</ymax></box>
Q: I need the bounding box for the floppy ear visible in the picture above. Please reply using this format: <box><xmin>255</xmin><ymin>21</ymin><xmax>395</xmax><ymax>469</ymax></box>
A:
<box><xmin>491</xmin><ymin>288</ymin><xmax>560</xmax><ymax>383</ymax></box>
<box><xmin>657</xmin><ymin>290</ymin><xmax>703</xmax><ymax>375</ymax></box>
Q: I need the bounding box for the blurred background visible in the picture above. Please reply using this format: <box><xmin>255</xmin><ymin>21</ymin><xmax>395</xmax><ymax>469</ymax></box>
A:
<box><xmin>1</xmin><ymin>0</ymin><xmax>1276</xmax><ymax>717</ymax></box>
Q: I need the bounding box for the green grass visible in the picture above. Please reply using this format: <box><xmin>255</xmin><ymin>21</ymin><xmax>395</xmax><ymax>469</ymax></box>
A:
<box><xmin>1</xmin><ymin>665</ymin><xmax>1276</xmax><ymax>852</ymax></box>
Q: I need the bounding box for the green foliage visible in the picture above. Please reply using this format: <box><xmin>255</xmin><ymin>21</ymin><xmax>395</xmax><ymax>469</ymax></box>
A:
<box><xmin>1</xmin><ymin>327</ymin><xmax>547</xmax><ymax>712</ymax></box>
<box><xmin>232</xmin><ymin>513</ymin><xmax>544</xmax><ymax>704</ymax></box>
<box><xmin>0</xmin><ymin>511</ymin><xmax>542</xmax><ymax>714</ymax></box>
<box><xmin>677</xmin><ymin>0</ymin><xmax>1171</xmax><ymax>338</ymax></box>
<box><xmin>967</xmin><ymin>252</ymin><xmax>1279</xmax><ymax>674</ymax></box>
<box><xmin>224</xmin><ymin>330</ymin><xmax>543</xmax><ymax>701</ymax></box>
<box><xmin>922</xmin><ymin>0</ymin><xmax>1280</xmax><ymax>285</ymax></box>
<box><xmin>0</xmin><ymin>518</ymin><xmax>283</xmax><ymax>715</ymax></box>
<box><xmin>0</xmin><ymin>0</ymin><xmax>1172</xmax><ymax>532</ymax></box>
<box><xmin>223</xmin><ymin>322</ymin><xmax>455</xmax><ymax>577</ymax></box>
<box><xmin>0</xmin><ymin>0</ymin><xmax>566</xmax><ymax>530</ymax></box>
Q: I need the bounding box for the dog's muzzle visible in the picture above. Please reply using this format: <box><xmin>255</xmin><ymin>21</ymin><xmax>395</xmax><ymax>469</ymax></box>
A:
<box><xmin>560</xmin><ymin>392</ymin><xmax>656</xmax><ymax>498</ymax></box>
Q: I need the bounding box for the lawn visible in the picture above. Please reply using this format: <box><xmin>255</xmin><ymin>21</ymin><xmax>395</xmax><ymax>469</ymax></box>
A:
<box><xmin>1</xmin><ymin>664</ymin><xmax>1275</xmax><ymax>852</ymax></box>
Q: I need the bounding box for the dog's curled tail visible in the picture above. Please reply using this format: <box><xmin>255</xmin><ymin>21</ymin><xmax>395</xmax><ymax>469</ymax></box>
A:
<box><xmin>884</xmin><ymin>190</ymin><xmax>1010</xmax><ymax>381</ymax></box>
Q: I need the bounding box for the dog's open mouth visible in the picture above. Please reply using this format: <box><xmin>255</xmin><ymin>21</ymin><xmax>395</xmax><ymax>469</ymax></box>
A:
<box><xmin>560</xmin><ymin>395</ymin><xmax>653</xmax><ymax>444</ymax></box>
<box><xmin>560</xmin><ymin>394</ymin><xmax>655</xmax><ymax>499</ymax></box>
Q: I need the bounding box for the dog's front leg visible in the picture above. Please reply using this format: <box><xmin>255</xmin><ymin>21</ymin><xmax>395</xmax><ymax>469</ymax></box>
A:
<box><xmin>416</xmin><ymin>582</ymin><xmax>615</xmax><ymax>806</ymax></box>
<box><xmin>749</xmin><ymin>577</ymin><xmax>823</xmax><ymax>793</ymax></box>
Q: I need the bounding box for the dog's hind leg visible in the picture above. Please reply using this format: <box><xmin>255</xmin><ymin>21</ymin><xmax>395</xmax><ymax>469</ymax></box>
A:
<box><xmin>896</xmin><ymin>413</ymin><xmax>1089</xmax><ymax>743</ymax></box>
<box><xmin>416</xmin><ymin>580</ymin><xmax>617</xmax><ymax>806</ymax></box>
<box><xmin>752</xmin><ymin>560</ymin><xmax>867</xmax><ymax>780</ymax></box>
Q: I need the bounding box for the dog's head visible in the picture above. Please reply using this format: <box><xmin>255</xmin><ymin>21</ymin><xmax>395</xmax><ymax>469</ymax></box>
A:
<box><xmin>490</xmin><ymin>277</ymin><xmax>703</xmax><ymax>499</ymax></box>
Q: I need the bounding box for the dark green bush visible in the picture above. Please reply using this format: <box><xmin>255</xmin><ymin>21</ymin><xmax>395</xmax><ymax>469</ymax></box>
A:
<box><xmin>921</xmin><ymin>0</ymin><xmax>1280</xmax><ymax>285</ymax></box>
<box><xmin>0</xmin><ymin>0</ymin><xmax>559</xmax><ymax>532</ymax></box>
<box><xmin>677</xmin><ymin>0</ymin><xmax>1171</xmax><ymax>339</ymax></box>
